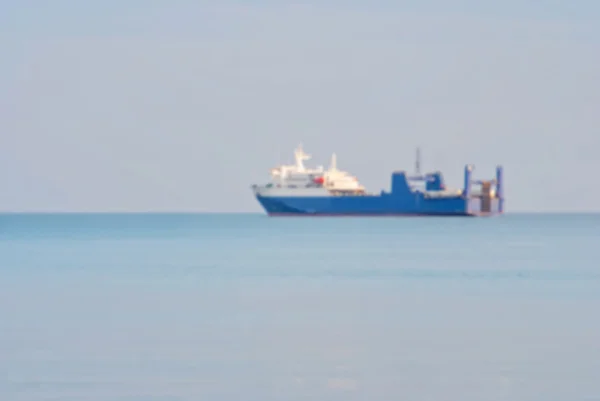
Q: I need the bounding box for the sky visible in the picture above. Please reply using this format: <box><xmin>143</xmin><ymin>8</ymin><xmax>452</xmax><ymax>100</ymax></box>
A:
<box><xmin>1</xmin><ymin>0</ymin><xmax>599</xmax><ymax>212</ymax></box>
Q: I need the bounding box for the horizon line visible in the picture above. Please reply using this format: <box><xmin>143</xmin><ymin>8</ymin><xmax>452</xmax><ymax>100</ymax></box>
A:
<box><xmin>1</xmin><ymin>211</ymin><xmax>599</xmax><ymax>215</ymax></box>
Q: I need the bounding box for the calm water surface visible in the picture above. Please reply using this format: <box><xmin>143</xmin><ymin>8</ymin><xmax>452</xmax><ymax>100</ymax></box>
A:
<box><xmin>1</xmin><ymin>213</ymin><xmax>599</xmax><ymax>401</ymax></box>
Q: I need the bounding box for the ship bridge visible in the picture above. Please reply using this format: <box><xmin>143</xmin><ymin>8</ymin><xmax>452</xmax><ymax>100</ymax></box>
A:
<box><xmin>258</xmin><ymin>145</ymin><xmax>366</xmax><ymax>195</ymax></box>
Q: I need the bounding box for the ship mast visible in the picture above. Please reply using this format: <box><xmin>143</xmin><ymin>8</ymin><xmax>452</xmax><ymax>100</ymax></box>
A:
<box><xmin>294</xmin><ymin>144</ymin><xmax>311</xmax><ymax>172</ymax></box>
<box><xmin>415</xmin><ymin>147</ymin><xmax>421</xmax><ymax>177</ymax></box>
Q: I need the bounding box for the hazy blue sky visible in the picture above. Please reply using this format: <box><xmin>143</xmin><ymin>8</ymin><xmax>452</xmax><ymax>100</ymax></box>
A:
<box><xmin>2</xmin><ymin>1</ymin><xmax>599</xmax><ymax>212</ymax></box>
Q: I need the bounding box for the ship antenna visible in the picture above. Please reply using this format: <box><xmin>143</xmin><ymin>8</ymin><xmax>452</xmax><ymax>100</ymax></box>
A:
<box><xmin>415</xmin><ymin>147</ymin><xmax>421</xmax><ymax>176</ymax></box>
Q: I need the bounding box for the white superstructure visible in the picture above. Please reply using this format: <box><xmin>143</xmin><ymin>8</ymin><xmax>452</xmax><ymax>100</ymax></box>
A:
<box><xmin>252</xmin><ymin>145</ymin><xmax>366</xmax><ymax>197</ymax></box>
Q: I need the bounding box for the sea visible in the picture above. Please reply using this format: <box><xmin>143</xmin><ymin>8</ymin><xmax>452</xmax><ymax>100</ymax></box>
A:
<box><xmin>1</xmin><ymin>212</ymin><xmax>599</xmax><ymax>401</ymax></box>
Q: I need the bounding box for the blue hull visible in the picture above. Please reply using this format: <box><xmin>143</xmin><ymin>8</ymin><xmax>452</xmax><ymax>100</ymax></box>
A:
<box><xmin>255</xmin><ymin>169</ymin><xmax>504</xmax><ymax>217</ymax></box>
<box><xmin>256</xmin><ymin>194</ymin><xmax>500</xmax><ymax>216</ymax></box>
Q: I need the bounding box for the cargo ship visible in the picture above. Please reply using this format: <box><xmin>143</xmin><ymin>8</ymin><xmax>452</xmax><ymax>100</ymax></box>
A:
<box><xmin>251</xmin><ymin>145</ymin><xmax>504</xmax><ymax>216</ymax></box>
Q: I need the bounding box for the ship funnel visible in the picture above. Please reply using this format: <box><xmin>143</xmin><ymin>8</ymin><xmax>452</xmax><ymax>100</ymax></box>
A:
<box><xmin>329</xmin><ymin>153</ymin><xmax>337</xmax><ymax>171</ymax></box>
